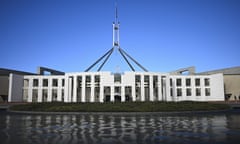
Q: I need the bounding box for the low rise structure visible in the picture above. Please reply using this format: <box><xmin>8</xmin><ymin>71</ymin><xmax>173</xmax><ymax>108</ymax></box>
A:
<box><xmin>6</xmin><ymin>70</ymin><xmax>224</xmax><ymax>103</ymax></box>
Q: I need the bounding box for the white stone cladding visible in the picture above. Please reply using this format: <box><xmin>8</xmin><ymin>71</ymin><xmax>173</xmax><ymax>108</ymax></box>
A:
<box><xmin>9</xmin><ymin>71</ymin><xmax>225</xmax><ymax>102</ymax></box>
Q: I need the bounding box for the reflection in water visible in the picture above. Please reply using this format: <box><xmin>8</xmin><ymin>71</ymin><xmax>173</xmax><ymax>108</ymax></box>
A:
<box><xmin>0</xmin><ymin>112</ymin><xmax>240</xmax><ymax>144</ymax></box>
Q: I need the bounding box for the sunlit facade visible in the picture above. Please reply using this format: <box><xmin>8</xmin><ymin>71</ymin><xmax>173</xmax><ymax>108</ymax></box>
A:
<box><xmin>8</xmin><ymin>71</ymin><xmax>224</xmax><ymax>102</ymax></box>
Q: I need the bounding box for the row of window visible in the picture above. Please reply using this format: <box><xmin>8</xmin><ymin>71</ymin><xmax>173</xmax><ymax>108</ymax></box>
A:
<box><xmin>170</xmin><ymin>88</ymin><xmax>211</xmax><ymax>97</ymax></box>
<box><xmin>170</xmin><ymin>78</ymin><xmax>210</xmax><ymax>87</ymax></box>
<box><xmin>24</xmin><ymin>79</ymin><xmax>65</xmax><ymax>87</ymax></box>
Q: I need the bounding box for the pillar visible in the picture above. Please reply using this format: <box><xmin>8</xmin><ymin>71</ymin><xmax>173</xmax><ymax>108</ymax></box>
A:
<box><xmin>90</xmin><ymin>75</ymin><xmax>95</xmax><ymax>102</ymax></box>
<box><xmin>149</xmin><ymin>75</ymin><xmax>154</xmax><ymax>101</ymax></box>
<box><xmin>81</xmin><ymin>76</ymin><xmax>86</xmax><ymax>102</ymax></box>
<box><xmin>141</xmin><ymin>75</ymin><xmax>145</xmax><ymax>101</ymax></box>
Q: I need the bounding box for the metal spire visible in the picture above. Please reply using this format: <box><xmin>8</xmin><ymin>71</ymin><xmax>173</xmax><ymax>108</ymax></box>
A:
<box><xmin>85</xmin><ymin>1</ymin><xmax>148</xmax><ymax>72</ymax></box>
<box><xmin>113</xmin><ymin>0</ymin><xmax>120</xmax><ymax>47</ymax></box>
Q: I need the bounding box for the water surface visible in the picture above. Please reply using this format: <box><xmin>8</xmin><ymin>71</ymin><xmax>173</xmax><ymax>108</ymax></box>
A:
<box><xmin>0</xmin><ymin>111</ymin><xmax>240</xmax><ymax>144</ymax></box>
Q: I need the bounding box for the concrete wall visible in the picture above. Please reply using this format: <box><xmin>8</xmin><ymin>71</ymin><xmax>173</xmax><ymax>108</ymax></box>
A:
<box><xmin>0</xmin><ymin>76</ymin><xmax>9</xmax><ymax>102</ymax></box>
<box><xmin>224</xmin><ymin>75</ymin><xmax>240</xmax><ymax>101</ymax></box>
<box><xmin>8</xmin><ymin>73</ymin><xmax>24</xmax><ymax>102</ymax></box>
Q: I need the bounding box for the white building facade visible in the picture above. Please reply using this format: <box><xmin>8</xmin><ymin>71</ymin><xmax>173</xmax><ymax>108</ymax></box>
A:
<box><xmin>8</xmin><ymin>71</ymin><xmax>225</xmax><ymax>103</ymax></box>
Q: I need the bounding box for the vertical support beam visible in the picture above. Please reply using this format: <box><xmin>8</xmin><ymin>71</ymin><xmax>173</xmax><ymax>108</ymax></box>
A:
<box><xmin>81</xmin><ymin>76</ymin><xmax>86</xmax><ymax>102</ymax></box>
<box><xmin>73</xmin><ymin>75</ymin><xmax>77</xmax><ymax>102</ymax></box>
<box><xmin>111</xmin><ymin>86</ymin><xmax>114</xmax><ymax>102</ymax></box>
<box><xmin>48</xmin><ymin>78</ymin><xmax>52</xmax><ymax>102</ymax></box>
<box><xmin>132</xmin><ymin>84</ymin><xmax>136</xmax><ymax>102</ymax></box>
<box><xmin>57</xmin><ymin>78</ymin><xmax>62</xmax><ymax>102</ymax></box>
<box><xmin>90</xmin><ymin>75</ymin><xmax>95</xmax><ymax>102</ymax></box>
<box><xmin>38</xmin><ymin>78</ymin><xmax>42</xmax><ymax>102</ymax></box>
<box><xmin>149</xmin><ymin>75</ymin><xmax>154</xmax><ymax>101</ymax></box>
<box><xmin>64</xmin><ymin>77</ymin><xmax>69</xmax><ymax>102</ymax></box>
<box><xmin>158</xmin><ymin>75</ymin><xmax>162</xmax><ymax>101</ymax></box>
<box><xmin>121</xmin><ymin>86</ymin><xmax>125</xmax><ymax>102</ymax></box>
<box><xmin>100</xmin><ymin>84</ymin><xmax>104</xmax><ymax>103</ymax></box>
<box><xmin>141</xmin><ymin>75</ymin><xmax>145</xmax><ymax>101</ymax></box>
<box><xmin>28</xmin><ymin>78</ymin><xmax>33</xmax><ymax>102</ymax></box>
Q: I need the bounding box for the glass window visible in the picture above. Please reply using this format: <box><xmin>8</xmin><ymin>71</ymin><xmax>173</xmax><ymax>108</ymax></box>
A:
<box><xmin>204</xmin><ymin>78</ymin><xmax>210</xmax><ymax>86</ymax></box>
<box><xmin>62</xmin><ymin>79</ymin><xmax>65</xmax><ymax>87</ymax></box>
<box><xmin>195</xmin><ymin>78</ymin><xmax>200</xmax><ymax>86</ymax></box>
<box><xmin>177</xmin><ymin>88</ymin><xmax>182</xmax><ymax>96</ymax></box>
<box><xmin>43</xmin><ymin>79</ymin><xmax>48</xmax><ymax>87</ymax></box>
<box><xmin>186</xmin><ymin>88</ymin><xmax>192</xmax><ymax>96</ymax></box>
<box><xmin>196</xmin><ymin>88</ymin><xmax>201</xmax><ymax>96</ymax></box>
<box><xmin>205</xmin><ymin>88</ymin><xmax>211</xmax><ymax>96</ymax></box>
<box><xmin>170</xmin><ymin>78</ymin><xmax>173</xmax><ymax>87</ymax></box>
<box><xmin>52</xmin><ymin>79</ymin><xmax>58</xmax><ymax>87</ymax></box>
<box><xmin>86</xmin><ymin>76</ymin><xmax>91</xmax><ymax>82</ymax></box>
<box><xmin>33</xmin><ymin>79</ymin><xmax>38</xmax><ymax>87</ymax></box>
<box><xmin>176</xmin><ymin>79</ymin><xmax>182</xmax><ymax>86</ymax></box>
<box><xmin>24</xmin><ymin>79</ymin><xmax>29</xmax><ymax>87</ymax></box>
<box><xmin>114</xmin><ymin>73</ymin><xmax>121</xmax><ymax>83</ymax></box>
<box><xmin>186</xmin><ymin>78</ymin><xmax>191</xmax><ymax>86</ymax></box>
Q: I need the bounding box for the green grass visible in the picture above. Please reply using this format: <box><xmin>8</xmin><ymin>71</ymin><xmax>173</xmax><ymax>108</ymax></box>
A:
<box><xmin>9</xmin><ymin>101</ymin><xmax>230</xmax><ymax>112</ymax></box>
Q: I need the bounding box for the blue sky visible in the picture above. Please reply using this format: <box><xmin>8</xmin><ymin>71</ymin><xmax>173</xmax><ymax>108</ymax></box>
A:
<box><xmin>1</xmin><ymin>0</ymin><xmax>240</xmax><ymax>73</ymax></box>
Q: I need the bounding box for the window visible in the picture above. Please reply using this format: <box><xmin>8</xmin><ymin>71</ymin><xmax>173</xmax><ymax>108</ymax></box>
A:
<box><xmin>204</xmin><ymin>78</ymin><xmax>210</xmax><ymax>86</ymax></box>
<box><xmin>170</xmin><ymin>88</ymin><xmax>173</xmax><ymax>96</ymax></box>
<box><xmin>205</xmin><ymin>88</ymin><xmax>211</xmax><ymax>96</ymax></box>
<box><xmin>52</xmin><ymin>89</ymin><xmax>58</xmax><ymax>101</ymax></box>
<box><xmin>114</xmin><ymin>73</ymin><xmax>121</xmax><ymax>83</ymax></box>
<box><xmin>176</xmin><ymin>79</ymin><xmax>182</xmax><ymax>86</ymax></box>
<box><xmin>170</xmin><ymin>78</ymin><xmax>173</xmax><ymax>87</ymax></box>
<box><xmin>186</xmin><ymin>88</ymin><xmax>192</xmax><ymax>96</ymax></box>
<box><xmin>43</xmin><ymin>79</ymin><xmax>48</xmax><ymax>87</ymax></box>
<box><xmin>95</xmin><ymin>75</ymin><xmax>100</xmax><ymax>83</ymax></box>
<box><xmin>196</xmin><ymin>88</ymin><xmax>201</xmax><ymax>96</ymax></box>
<box><xmin>52</xmin><ymin>79</ymin><xmax>58</xmax><ymax>87</ymax></box>
<box><xmin>33</xmin><ymin>79</ymin><xmax>38</xmax><ymax>87</ymax></box>
<box><xmin>115</xmin><ymin>87</ymin><xmax>121</xmax><ymax>93</ymax></box>
<box><xmin>186</xmin><ymin>78</ymin><xmax>191</xmax><ymax>86</ymax></box>
<box><xmin>195</xmin><ymin>78</ymin><xmax>200</xmax><ymax>86</ymax></box>
<box><xmin>24</xmin><ymin>79</ymin><xmax>29</xmax><ymax>87</ymax></box>
<box><xmin>62</xmin><ymin>79</ymin><xmax>65</xmax><ymax>87</ymax></box>
<box><xmin>177</xmin><ymin>88</ymin><xmax>182</xmax><ymax>97</ymax></box>
<box><xmin>86</xmin><ymin>76</ymin><xmax>91</xmax><ymax>82</ymax></box>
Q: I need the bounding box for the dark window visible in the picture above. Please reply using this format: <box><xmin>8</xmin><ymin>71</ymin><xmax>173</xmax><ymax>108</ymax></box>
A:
<box><xmin>195</xmin><ymin>78</ymin><xmax>200</xmax><ymax>86</ymax></box>
<box><xmin>177</xmin><ymin>88</ymin><xmax>182</xmax><ymax>96</ymax></box>
<box><xmin>33</xmin><ymin>79</ymin><xmax>38</xmax><ymax>87</ymax></box>
<box><xmin>186</xmin><ymin>88</ymin><xmax>192</xmax><ymax>96</ymax></box>
<box><xmin>204</xmin><ymin>78</ymin><xmax>210</xmax><ymax>86</ymax></box>
<box><xmin>186</xmin><ymin>78</ymin><xmax>191</xmax><ymax>86</ymax></box>
<box><xmin>176</xmin><ymin>79</ymin><xmax>182</xmax><ymax>86</ymax></box>
<box><xmin>52</xmin><ymin>79</ymin><xmax>58</xmax><ymax>87</ymax></box>
<box><xmin>205</xmin><ymin>88</ymin><xmax>211</xmax><ymax>96</ymax></box>
<box><xmin>43</xmin><ymin>79</ymin><xmax>48</xmax><ymax>87</ymax></box>
<box><xmin>196</xmin><ymin>88</ymin><xmax>201</xmax><ymax>96</ymax></box>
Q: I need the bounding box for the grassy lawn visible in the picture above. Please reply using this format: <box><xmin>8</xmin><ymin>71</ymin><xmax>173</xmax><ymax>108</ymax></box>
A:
<box><xmin>9</xmin><ymin>101</ymin><xmax>230</xmax><ymax>112</ymax></box>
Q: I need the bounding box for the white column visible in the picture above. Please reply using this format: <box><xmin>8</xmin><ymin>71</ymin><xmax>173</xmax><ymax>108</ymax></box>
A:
<box><xmin>48</xmin><ymin>78</ymin><xmax>52</xmax><ymax>102</ymax></box>
<box><xmin>72</xmin><ymin>75</ymin><xmax>77</xmax><ymax>102</ymax></box>
<box><xmin>121</xmin><ymin>86</ymin><xmax>125</xmax><ymax>102</ymax></box>
<box><xmin>141</xmin><ymin>75</ymin><xmax>145</xmax><ymax>101</ymax></box>
<box><xmin>132</xmin><ymin>84</ymin><xmax>136</xmax><ymax>102</ymax></box>
<box><xmin>100</xmin><ymin>85</ymin><xmax>104</xmax><ymax>103</ymax></box>
<box><xmin>149</xmin><ymin>75</ymin><xmax>154</xmax><ymax>101</ymax></box>
<box><xmin>64</xmin><ymin>77</ymin><xmax>69</xmax><ymax>102</ymax></box>
<box><xmin>110</xmin><ymin>86</ymin><xmax>114</xmax><ymax>102</ymax></box>
<box><xmin>90</xmin><ymin>75</ymin><xmax>95</xmax><ymax>102</ymax></box>
<box><xmin>28</xmin><ymin>78</ymin><xmax>33</xmax><ymax>102</ymax></box>
<box><xmin>57</xmin><ymin>78</ymin><xmax>62</xmax><ymax>102</ymax></box>
<box><xmin>158</xmin><ymin>75</ymin><xmax>162</xmax><ymax>101</ymax></box>
<box><xmin>81</xmin><ymin>76</ymin><xmax>86</xmax><ymax>102</ymax></box>
<box><xmin>38</xmin><ymin>78</ymin><xmax>42</xmax><ymax>102</ymax></box>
